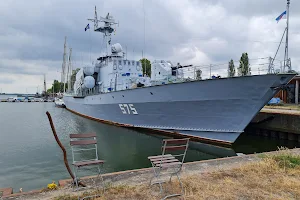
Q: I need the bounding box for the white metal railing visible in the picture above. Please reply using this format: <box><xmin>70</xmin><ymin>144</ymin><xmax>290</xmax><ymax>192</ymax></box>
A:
<box><xmin>70</xmin><ymin>57</ymin><xmax>290</xmax><ymax>96</ymax></box>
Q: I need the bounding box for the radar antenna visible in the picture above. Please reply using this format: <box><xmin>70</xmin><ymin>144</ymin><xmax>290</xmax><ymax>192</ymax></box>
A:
<box><xmin>87</xmin><ymin>6</ymin><xmax>99</xmax><ymax>31</ymax></box>
<box><xmin>88</xmin><ymin>6</ymin><xmax>119</xmax><ymax>56</ymax></box>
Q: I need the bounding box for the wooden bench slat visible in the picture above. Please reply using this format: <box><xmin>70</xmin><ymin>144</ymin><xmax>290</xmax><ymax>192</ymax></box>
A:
<box><xmin>149</xmin><ymin>156</ymin><xmax>175</xmax><ymax>162</ymax></box>
<box><xmin>73</xmin><ymin>160</ymin><xmax>105</xmax><ymax>167</ymax></box>
<box><xmin>164</xmin><ymin>145</ymin><xmax>187</xmax><ymax>151</ymax></box>
<box><xmin>148</xmin><ymin>154</ymin><xmax>172</xmax><ymax>159</ymax></box>
<box><xmin>153</xmin><ymin>159</ymin><xmax>179</xmax><ymax>165</ymax></box>
<box><xmin>70</xmin><ymin>133</ymin><xmax>96</xmax><ymax>138</ymax></box>
<box><xmin>70</xmin><ymin>140</ymin><xmax>97</xmax><ymax>146</ymax></box>
<box><xmin>155</xmin><ymin>161</ymin><xmax>182</xmax><ymax>168</ymax></box>
<box><xmin>163</xmin><ymin>138</ymin><xmax>189</xmax><ymax>145</ymax></box>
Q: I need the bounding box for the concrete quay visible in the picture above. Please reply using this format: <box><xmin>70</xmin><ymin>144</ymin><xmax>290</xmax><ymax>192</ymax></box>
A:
<box><xmin>250</xmin><ymin>104</ymin><xmax>300</xmax><ymax>141</ymax></box>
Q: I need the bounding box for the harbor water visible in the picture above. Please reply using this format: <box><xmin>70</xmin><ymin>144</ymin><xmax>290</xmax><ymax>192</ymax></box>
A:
<box><xmin>0</xmin><ymin>102</ymin><xmax>299</xmax><ymax>191</ymax></box>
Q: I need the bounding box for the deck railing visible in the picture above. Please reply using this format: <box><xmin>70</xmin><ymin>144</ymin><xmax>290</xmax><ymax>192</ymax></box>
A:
<box><xmin>70</xmin><ymin>57</ymin><xmax>290</xmax><ymax>97</ymax></box>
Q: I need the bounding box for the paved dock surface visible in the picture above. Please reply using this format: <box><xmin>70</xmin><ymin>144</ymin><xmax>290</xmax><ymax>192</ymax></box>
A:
<box><xmin>261</xmin><ymin>108</ymin><xmax>300</xmax><ymax>116</ymax></box>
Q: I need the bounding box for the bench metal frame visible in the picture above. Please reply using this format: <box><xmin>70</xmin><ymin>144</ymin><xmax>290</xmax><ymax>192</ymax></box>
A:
<box><xmin>70</xmin><ymin>133</ymin><xmax>105</xmax><ymax>199</ymax></box>
<box><xmin>148</xmin><ymin>138</ymin><xmax>189</xmax><ymax>199</ymax></box>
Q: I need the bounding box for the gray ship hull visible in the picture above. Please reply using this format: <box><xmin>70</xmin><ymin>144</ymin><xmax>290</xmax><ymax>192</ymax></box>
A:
<box><xmin>64</xmin><ymin>74</ymin><xmax>295</xmax><ymax>144</ymax></box>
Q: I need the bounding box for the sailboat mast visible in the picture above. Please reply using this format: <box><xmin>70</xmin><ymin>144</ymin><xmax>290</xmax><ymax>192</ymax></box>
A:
<box><xmin>67</xmin><ymin>48</ymin><xmax>72</xmax><ymax>93</ymax></box>
<box><xmin>44</xmin><ymin>74</ymin><xmax>47</xmax><ymax>97</ymax></box>
<box><xmin>62</xmin><ymin>36</ymin><xmax>67</xmax><ymax>93</ymax></box>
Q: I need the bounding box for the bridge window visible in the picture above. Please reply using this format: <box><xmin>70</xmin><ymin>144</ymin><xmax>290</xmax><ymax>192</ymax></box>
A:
<box><xmin>132</xmin><ymin>61</ymin><xmax>135</xmax><ymax>65</ymax></box>
<box><xmin>118</xmin><ymin>60</ymin><xmax>122</xmax><ymax>65</ymax></box>
<box><xmin>123</xmin><ymin>60</ymin><xmax>126</xmax><ymax>65</ymax></box>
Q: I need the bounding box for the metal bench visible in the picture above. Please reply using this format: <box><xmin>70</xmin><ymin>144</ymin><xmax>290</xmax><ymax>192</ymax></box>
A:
<box><xmin>148</xmin><ymin>138</ymin><xmax>189</xmax><ymax>199</ymax></box>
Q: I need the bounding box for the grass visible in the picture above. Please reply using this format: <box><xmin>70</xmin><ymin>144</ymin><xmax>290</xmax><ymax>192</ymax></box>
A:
<box><xmin>54</xmin><ymin>150</ymin><xmax>300</xmax><ymax>200</ymax></box>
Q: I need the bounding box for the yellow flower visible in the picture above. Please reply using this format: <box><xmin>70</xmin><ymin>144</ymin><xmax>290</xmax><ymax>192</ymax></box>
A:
<box><xmin>47</xmin><ymin>181</ymin><xmax>58</xmax><ymax>190</ymax></box>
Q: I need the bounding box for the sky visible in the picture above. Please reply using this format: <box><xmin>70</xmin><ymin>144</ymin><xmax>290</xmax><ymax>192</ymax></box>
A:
<box><xmin>0</xmin><ymin>0</ymin><xmax>300</xmax><ymax>94</ymax></box>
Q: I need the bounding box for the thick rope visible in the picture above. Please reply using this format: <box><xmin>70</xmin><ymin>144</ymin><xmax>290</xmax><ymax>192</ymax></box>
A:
<box><xmin>46</xmin><ymin>111</ymin><xmax>86</xmax><ymax>187</ymax></box>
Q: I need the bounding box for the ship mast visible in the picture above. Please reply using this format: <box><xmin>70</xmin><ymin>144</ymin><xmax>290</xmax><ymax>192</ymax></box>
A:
<box><xmin>88</xmin><ymin>6</ymin><xmax>118</xmax><ymax>56</ymax></box>
<box><xmin>284</xmin><ymin>0</ymin><xmax>291</xmax><ymax>72</ymax></box>
<box><xmin>269</xmin><ymin>0</ymin><xmax>291</xmax><ymax>73</ymax></box>
<box><xmin>62</xmin><ymin>36</ymin><xmax>67</xmax><ymax>93</ymax></box>
<box><xmin>67</xmin><ymin>48</ymin><xmax>72</xmax><ymax>93</ymax></box>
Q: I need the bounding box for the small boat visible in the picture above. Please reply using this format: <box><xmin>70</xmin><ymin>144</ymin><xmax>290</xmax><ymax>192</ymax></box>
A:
<box><xmin>7</xmin><ymin>97</ymin><xmax>16</xmax><ymax>102</ymax></box>
<box><xmin>54</xmin><ymin>98</ymin><xmax>65</xmax><ymax>108</ymax></box>
<box><xmin>34</xmin><ymin>98</ymin><xmax>42</xmax><ymax>102</ymax></box>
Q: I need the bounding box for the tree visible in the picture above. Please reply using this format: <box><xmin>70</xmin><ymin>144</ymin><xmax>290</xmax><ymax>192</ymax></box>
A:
<box><xmin>70</xmin><ymin>68</ymin><xmax>80</xmax><ymax>91</ymax></box>
<box><xmin>238</xmin><ymin>53</ymin><xmax>251</xmax><ymax>76</ymax></box>
<box><xmin>47</xmin><ymin>68</ymin><xmax>80</xmax><ymax>94</ymax></box>
<box><xmin>140</xmin><ymin>58</ymin><xmax>151</xmax><ymax>77</ymax></box>
<box><xmin>228</xmin><ymin>59</ymin><xmax>235</xmax><ymax>77</ymax></box>
<box><xmin>47</xmin><ymin>80</ymin><xmax>66</xmax><ymax>93</ymax></box>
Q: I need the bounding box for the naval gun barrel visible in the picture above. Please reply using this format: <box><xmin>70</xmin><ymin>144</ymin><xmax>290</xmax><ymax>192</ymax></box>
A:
<box><xmin>171</xmin><ymin>64</ymin><xmax>193</xmax><ymax>70</ymax></box>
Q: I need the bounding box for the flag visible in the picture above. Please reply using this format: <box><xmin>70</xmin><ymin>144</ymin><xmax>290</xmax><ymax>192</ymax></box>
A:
<box><xmin>275</xmin><ymin>11</ymin><xmax>287</xmax><ymax>23</ymax></box>
<box><xmin>85</xmin><ymin>24</ymin><xmax>90</xmax><ymax>31</ymax></box>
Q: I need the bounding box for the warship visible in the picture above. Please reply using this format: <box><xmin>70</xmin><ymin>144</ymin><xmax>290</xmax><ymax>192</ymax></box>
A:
<box><xmin>63</xmin><ymin>8</ymin><xmax>295</xmax><ymax>144</ymax></box>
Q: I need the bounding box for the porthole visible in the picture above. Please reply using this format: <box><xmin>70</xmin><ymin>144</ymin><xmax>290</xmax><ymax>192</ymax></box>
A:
<box><xmin>136</xmin><ymin>65</ymin><xmax>141</xmax><ymax>71</ymax></box>
<box><xmin>113</xmin><ymin>64</ymin><xmax>117</xmax><ymax>70</ymax></box>
<box><xmin>119</xmin><ymin>65</ymin><xmax>123</xmax><ymax>70</ymax></box>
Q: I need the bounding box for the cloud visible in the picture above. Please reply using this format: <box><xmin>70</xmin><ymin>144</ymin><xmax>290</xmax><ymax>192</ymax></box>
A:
<box><xmin>0</xmin><ymin>0</ymin><xmax>300</xmax><ymax>93</ymax></box>
<box><xmin>0</xmin><ymin>76</ymin><xmax>15</xmax><ymax>84</ymax></box>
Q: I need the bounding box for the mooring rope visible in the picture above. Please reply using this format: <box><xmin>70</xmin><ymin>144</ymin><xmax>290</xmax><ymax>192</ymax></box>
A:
<box><xmin>46</xmin><ymin>111</ymin><xmax>86</xmax><ymax>187</ymax></box>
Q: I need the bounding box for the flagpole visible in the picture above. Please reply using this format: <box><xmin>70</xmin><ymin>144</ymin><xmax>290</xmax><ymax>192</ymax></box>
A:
<box><xmin>284</xmin><ymin>0</ymin><xmax>290</xmax><ymax>71</ymax></box>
